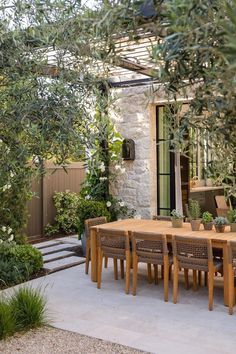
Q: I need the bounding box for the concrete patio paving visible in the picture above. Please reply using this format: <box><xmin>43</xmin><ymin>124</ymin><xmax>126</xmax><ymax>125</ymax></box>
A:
<box><xmin>3</xmin><ymin>263</ymin><xmax>236</xmax><ymax>354</ymax></box>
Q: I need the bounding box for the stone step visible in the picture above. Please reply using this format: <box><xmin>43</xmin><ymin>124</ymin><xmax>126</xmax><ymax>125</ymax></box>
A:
<box><xmin>43</xmin><ymin>250</ymin><xmax>76</xmax><ymax>263</ymax></box>
<box><xmin>43</xmin><ymin>256</ymin><xmax>85</xmax><ymax>274</ymax></box>
<box><xmin>40</xmin><ymin>243</ymin><xmax>76</xmax><ymax>255</ymax></box>
<box><xmin>34</xmin><ymin>240</ymin><xmax>62</xmax><ymax>250</ymax></box>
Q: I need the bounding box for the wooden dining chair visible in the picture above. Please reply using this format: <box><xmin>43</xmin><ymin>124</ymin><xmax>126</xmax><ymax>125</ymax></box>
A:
<box><xmin>172</xmin><ymin>235</ymin><xmax>223</xmax><ymax>311</ymax></box>
<box><xmin>131</xmin><ymin>231</ymin><xmax>171</xmax><ymax>302</ymax></box>
<box><xmin>97</xmin><ymin>229</ymin><xmax>131</xmax><ymax>294</ymax></box>
<box><xmin>84</xmin><ymin>217</ymin><xmax>107</xmax><ymax>274</ymax></box>
<box><xmin>228</xmin><ymin>240</ymin><xmax>236</xmax><ymax>315</ymax></box>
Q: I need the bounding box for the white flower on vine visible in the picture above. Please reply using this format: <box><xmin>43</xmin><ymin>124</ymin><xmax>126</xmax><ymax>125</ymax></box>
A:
<box><xmin>7</xmin><ymin>227</ymin><xmax>12</xmax><ymax>235</ymax></box>
<box><xmin>0</xmin><ymin>239</ymin><xmax>3</xmax><ymax>244</ymax></box>
<box><xmin>8</xmin><ymin>235</ymin><xmax>14</xmax><ymax>242</ymax></box>
<box><xmin>10</xmin><ymin>171</ymin><xmax>15</xmax><ymax>178</ymax></box>
<box><xmin>119</xmin><ymin>201</ymin><xmax>125</xmax><ymax>207</ymax></box>
<box><xmin>115</xmin><ymin>165</ymin><xmax>121</xmax><ymax>170</ymax></box>
<box><xmin>99</xmin><ymin>177</ymin><xmax>107</xmax><ymax>181</ymax></box>
<box><xmin>120</xmin><ymin>168</ymin><xmax>126</xmax><ymax>174</ymax></box>
<box><xmin>106</xmin><ymin>201</ymin><xmax>111</xmax><ymax>207</ymax></box>
<box><xmin>2</xmin><ymin>184</ymin><xmax>11</xmax><ymax>192</ymax></box>
<box><xmin>5</xmin><ymin>147</ymin><xmax>10</xmax><ymax>154</ymax></box>
<box><xmin>85</xmin><ymin>195</ymin><xmax>91</xmax><ymax>200</ymax></box>
<box><xmin>0</xmin><ymin>139</ymin><xmax>3</xmax><ymax>144</ymax></box>
<box><xmin>2</xmin><ymin>226</ymin><xmax>6</xmax><ymax>232</ymax></box>
<box><xmin>98</xmin><ymin>162</ymin><xmax>106</xmax><ymax>173</ymax></box>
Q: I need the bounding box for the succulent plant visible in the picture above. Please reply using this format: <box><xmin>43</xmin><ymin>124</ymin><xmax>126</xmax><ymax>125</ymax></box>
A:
<box><xmin>214</xmin><ymin>217</ymin><xmax>229</xmax><ymax>226</ymax></box>
<box><xmin>171</xmin><ymin>209</ymin><xmax>184</xmax><ymax>219</ymax></box>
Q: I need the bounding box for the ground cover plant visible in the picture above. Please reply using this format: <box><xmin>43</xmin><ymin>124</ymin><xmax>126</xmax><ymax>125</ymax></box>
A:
<box><xmin>0</xmin><ymin>287</ymin><xmax>48</xmax><ymax>340</ymax></box>
<box><xmin>0</xmin><ymin>242</ymin><xmax>43</xmax><ymax>289</ymax></box>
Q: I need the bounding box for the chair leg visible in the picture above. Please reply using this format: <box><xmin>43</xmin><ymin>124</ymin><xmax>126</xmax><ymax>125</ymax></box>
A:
<box><xmin>198</xmin><ymin>271</ymin><xmax>202</xmax><ymax>287</ymax></box>
<box><xmin>120</xmin><ymin>260</ymin><xmax>125</xmax><ymax>279</ymax></box>
<box><xmin>184</xmin><ymin>269</ymin><xmax>189</xmax><ymax>290</ymax></box>
<box><xmin>193</xmin><ymin>270</ymin><xmax>198</xmax><ymax>291</ymax></box>
<box><xmin>204</xmin><ymin>272</ymin><xmax>208</xmax><ymax>287</ymax></box>
<box><xmin>169</xmin><ymin>265</ymin><xmax>172</xmax><ymax>281</ymax></box>
<box><xmin>113</xmin><ymin>258</ymin><xmax>118</xmax><ymax>280</ymax></box>
<box><xmin>161</xmin><ymin>265</ymin><xmax>164</xmax><ymax>279</ymax></box>
<box><xmin>164</xmin><ymin>257</ymin><xmax>169</xmax><ymax>302</ymax></box>
<box><xmin>208</xmin><ymin>265</ymin><xmax>214</xmax><ymax>311</ymax></box>
<box><xmin>228</xmin><ymin>264</ymin><xmax>234</xmax><ymax>315</ymax></box>
<box><xmin>125</xmin><ymin>252</ymin><xmax>130</xmax><ymax>295</ymax></box>
<box><xmin>147</xmin><ymin>263</ymin><xmax>152</xmax><ymax>283</ymax></box>
<box><xmin>85</xmin><ymin>240</ymin><xmax>90</xmax><ymax>275</ymax></box>
<box><xmin>132</xmin><ymin>255</ymin><xmax>138</xmax><ymax>296</ymax></box>
<box><xmin>173</xmin><ymin>258</ymin><xmax>179</xmax><ymax>304</ymax></box>
<box><xmin>97</xmin><ymin>248</ymin><xmax>103</xmax><ymax>289</ymax></box>
<box><xmin>104</xmin><ymin>256</ymin><xmax>108</xmax><ymax>268</ymax></box>
<box><xmin>154</xmin><ymin>264</ymin><xmax>158</xmax><ymax>285</ymax></box>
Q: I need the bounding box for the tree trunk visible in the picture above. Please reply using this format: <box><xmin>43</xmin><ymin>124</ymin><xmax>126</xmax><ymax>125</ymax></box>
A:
<box><xmin>175</xmin><ymin>151</ymin><xmax>183</xmax><ymax>214</ymax></box>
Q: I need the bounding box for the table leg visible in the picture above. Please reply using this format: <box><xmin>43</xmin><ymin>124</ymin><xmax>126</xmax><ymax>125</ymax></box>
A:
<box><xmin>90</xmin><ymin>228</ymin><xmax>98</xmax><ymax>282</ymax></box>
<box><xmin>223</xmin><ymin>243</ymin><xmax>229</xmax><ymax>306</ymax></box>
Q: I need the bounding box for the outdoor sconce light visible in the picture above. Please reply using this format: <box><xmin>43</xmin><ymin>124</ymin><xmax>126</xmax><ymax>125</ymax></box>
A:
<box><xmin>122</xmin><ymin>139</ymin><xmax>135</xmax><ymax>160</ymax></box>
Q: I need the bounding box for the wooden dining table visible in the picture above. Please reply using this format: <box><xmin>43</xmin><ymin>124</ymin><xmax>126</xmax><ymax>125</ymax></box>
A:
<box><xmin>90</xmin><ymin>219</ymin><xmax>236</xmax><ymax>306</ymax></box>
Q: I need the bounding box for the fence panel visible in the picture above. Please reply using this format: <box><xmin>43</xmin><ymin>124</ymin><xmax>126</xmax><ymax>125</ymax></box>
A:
<box><xmin>26</xmin><ymin>162</ymin><xmax>85</xmax><ymax>237</ymax></box>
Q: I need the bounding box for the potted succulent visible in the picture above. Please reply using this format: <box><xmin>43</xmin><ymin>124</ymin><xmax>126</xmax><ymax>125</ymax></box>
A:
<box><xmin>171</xmin><ymin>209</ymin><xmax>184</xmax><ymax>228</ymax></box>
<box><xmin>227</xmin><ymin>209</ymin><xmax>236</xmax><ymax>232</ymax></box>
<box><xmin>202</xmin><ymin>211</ymin><xmax>214</xmax><ymax>231</ymax></box>
<box><xmin>188</xmin><ymin>199</ymin><xmax>202</xmax><ymax>231</ymax></box>
<box><xmin>213</xmin><ymin>216</ymin><xmax>229</xmax><ymax>233</ymax></box>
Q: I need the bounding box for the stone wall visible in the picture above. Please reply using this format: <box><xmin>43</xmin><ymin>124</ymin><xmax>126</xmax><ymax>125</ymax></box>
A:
<box><xmin>110</xmin><ymin>84</ymin><xmax>193</xmax><ymax>218</ymax></box>
<box><xmin>110</xmin><ymin>85</ymin><xmax>161</xmax><ymax>218</ymax></box>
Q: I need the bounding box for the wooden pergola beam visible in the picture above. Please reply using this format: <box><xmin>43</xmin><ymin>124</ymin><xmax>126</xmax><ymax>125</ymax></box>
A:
<box><xmin>113</xmin><ymin>56</ymin><xmax>156</xmax><ymax>77</ymax></box>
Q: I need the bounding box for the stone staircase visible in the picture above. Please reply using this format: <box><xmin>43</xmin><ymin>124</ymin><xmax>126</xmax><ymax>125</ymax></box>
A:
<box><xmin>33</xmin><ymin>236</ymin><xmax>85</xmax><ymax>274</ymax></box>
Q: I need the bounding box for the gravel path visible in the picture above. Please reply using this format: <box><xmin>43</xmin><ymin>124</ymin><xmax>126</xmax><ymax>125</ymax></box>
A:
<box><xmin>0</xmin><ymin>326</ymin><xmax>150</xmax><ymax>354</ymax></box>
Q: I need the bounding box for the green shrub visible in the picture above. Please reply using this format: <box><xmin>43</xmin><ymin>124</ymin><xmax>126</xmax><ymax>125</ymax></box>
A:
<box><xmin>227</xmin><ymin>209</ymin><xmax>236</xmax><ymax>224</ymax></box>
<box><xmin>0</xmin><ymin>299</ymin><xmax>15</xmax><ymax>339</ymax></box>
<box><xmin>45</xmin><ymin>191</ymin><xmax>81</xmax><ymax>236</ymax></box>
<box><xmin>202</xmin><ymin>211</ymin><xmax>213</xmax><ymax>224</ymax></box>
<box><xmin>188</xmin><ymin>199</ymin><xmax>201</xmax><ymax>220</ymax></box>
<box><xmin>77</xmin><ymin>199</ymin><xmax>111</xmax><ymax>236</ymax></box>
<box><xmin>10</xmin><ymin>287</ymin><xmax>48</xmax><ymax>331</ymax></box>
<box><xmin>0</xmin><ymin>243</ymin><xmax>43</xmax><ymax>287</ymax></box>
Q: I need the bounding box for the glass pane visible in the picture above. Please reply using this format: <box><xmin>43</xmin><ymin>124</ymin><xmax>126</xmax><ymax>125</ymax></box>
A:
<box><xmin>158</xmin><ymin>141</ymin><xmax>170</xmax><ymax>174</ymax></box>
<box><xmin>159</xmin><ymin>175</ymin><xmax>170</xmax><ymax>209</ymax></box>
<box><xmin>159</xmin><ymin>209</ymin><xmax>171</xmax><ymax>216</ymax></box>
<box><xmin>158</xmin><ymin>107</ymin><xmax>169</xmax><ymax>140</ymax></box>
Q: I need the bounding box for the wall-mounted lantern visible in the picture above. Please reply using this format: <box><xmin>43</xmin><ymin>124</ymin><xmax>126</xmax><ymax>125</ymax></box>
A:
<box><xmin>122</xmin><ymin>139</ymin><xmax>135</xmax><ymax>160</ymax></box>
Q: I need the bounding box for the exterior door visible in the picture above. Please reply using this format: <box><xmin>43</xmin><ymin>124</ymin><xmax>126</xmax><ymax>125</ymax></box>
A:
<box><xmin>156</xmin><ymin>105</ymin><xmax>189</xmax><ymax>216</ymax></box>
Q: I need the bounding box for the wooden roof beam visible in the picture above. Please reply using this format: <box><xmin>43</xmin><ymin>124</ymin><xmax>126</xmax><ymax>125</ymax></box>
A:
<box><xmin>112</xmin><ymin>56</ymin><xmax>156</xmax><ymax>77</ymax></box>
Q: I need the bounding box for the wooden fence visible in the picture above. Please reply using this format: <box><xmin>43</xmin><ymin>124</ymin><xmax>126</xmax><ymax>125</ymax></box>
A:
<box><xmin>26</xmin><ymin>162</ymin><xmax>85</xmax><ymax>238</ymax></box>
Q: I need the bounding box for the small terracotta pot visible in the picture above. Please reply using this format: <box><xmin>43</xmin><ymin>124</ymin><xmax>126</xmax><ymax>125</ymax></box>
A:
<box><xmin>230</xmin><ymin>223</ymin><xmax>236</xmax><ymax>232</ymax></box>
<box><xmin>214</xmin><ymin>225</ymin><xmax>226</xmax><ymax>233</ymax></box>
<box><xmin>171</xmin><ymin>218</ymin><xmax>183</xmax><ymax>228</ymax></box>
<box><xmin>203</xmin><ymin>222</ymin><xmax>213</xmax><ymax>231</ymax></box>
<box><xmin>190</xmin><ymin>219</ymin><xmax>201</xmax><ymax>231</ymax></box>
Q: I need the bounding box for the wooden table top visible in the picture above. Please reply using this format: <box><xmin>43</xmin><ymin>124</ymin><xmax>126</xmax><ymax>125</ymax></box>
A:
<box><xmin>91</xmin><ymin>219</ymin><xmax>236</xmax><ymax>243</ymax></box>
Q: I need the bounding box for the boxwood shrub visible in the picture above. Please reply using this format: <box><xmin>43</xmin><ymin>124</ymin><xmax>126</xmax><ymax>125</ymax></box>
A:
<box><xmin>0</xmin><ymin>243</ymin><xmax>43</xmax><ymax>287</ymax></box>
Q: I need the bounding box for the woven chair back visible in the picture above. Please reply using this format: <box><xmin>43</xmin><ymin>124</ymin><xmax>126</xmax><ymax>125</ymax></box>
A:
<box><xmin>131</xmin><ymin>232</ymin><xmax>168</xmax><ymax>264</ymax></box>
<box><xmin>84</xmin><ymin>217</ymin><xmax>107</xmax><ymax>238</ymax></box>
<box><xmin>97</xmin><ymin>229</ymin><xmax>129</xmax><ymax>259</ymax></box>
<box><xmin>172</xmin><ymin>236</ymin><xmax>213</xmax><ymax>271</ymax></box>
